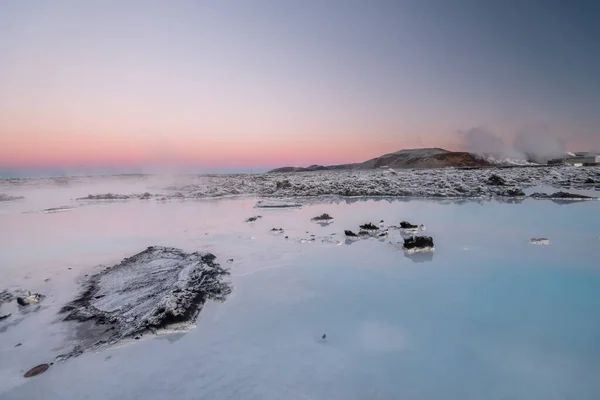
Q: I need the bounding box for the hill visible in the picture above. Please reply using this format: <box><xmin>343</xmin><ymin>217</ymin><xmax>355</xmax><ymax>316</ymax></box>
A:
<box><xmin>268</xmin><ymin>148</ymin><xmax>490</xmax><ymax>173</ymax></box>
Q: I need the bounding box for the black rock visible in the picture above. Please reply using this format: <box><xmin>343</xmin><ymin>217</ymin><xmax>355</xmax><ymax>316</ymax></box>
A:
<box><xmin>311</xmin><ymin>213</ymin><xmax>333</xmax><ymax>221</ymax></box>
<box><xmin>399</xmin><ymin>221</ymin><xmax>418</xmax><ymax>229</ymax></box>
<box><xmin>270</xmin><ymin>228</ymin><xmax>284</xmax><ymax>232</ymax></box>
<box><xmin>275</xmin><ymin>180</ymin><xmax>292</xmax><ymax>190</ymax></box>
<box><xmin>403</xmin><ymin>236</ymin><xmax>434</xmax><ymax>250</ymax></box>
<box><xmin>322</xmin><ymin>333</ymin><xmax>327</xmax><ymax>340</ymax></box>
<box><xmin>585</xmin><ymin>178</ymin><xmax>595</xmax><ymax>184</ymax></box>
<box><xmin>487</xmin><ymin>174</ymin><xmax>506</xmax><ymax>186</ymax></box>
<box><xmin>344</xmin><ymin>230</ymin><xmax>358</xmax><ymax>237</ymax></box>
<box><xmin>16</xmin><ymin>297</ymin><xmax>28</xmax><ymax>306</ymax></box>
<box><xmin>0</xmin><ymin>313</ymin><xmax>11</xmax><ymax>321</ymax></box>
<box><xmin>15</xmin><ymin>343</ymin><xmax>22</xmax><ymax>347</ymax></box>
<box><xmin>245</xmin><ymin>215</ymin><xmax>262</xmax><ymax>223</ymax></box>
<box><xmin>359</xmin><ymin>223</ymin><xmax>378</xmax><ymax>230</ymax></box>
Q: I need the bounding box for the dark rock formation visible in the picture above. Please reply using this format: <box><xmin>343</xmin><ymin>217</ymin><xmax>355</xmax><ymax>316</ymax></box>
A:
<box><xmin>399</xmin><ymin>221</ymin><xmax>418</xmax><ymax>229</ymax></box>
<box><xmin>403</xmin><ymin>236</ymin><xmax>435</xmax><ymax>252</ymax></box>
<box><xmin>585</xmin><ymin>178</ymin><xmax>595</xmax><ymax>184</ymax></box>
<box><xmin>359</xmin><ymin>223</ymin><xmax>378</xmax><ymax>230</ymax></box>
<box><xmin>60</xmin><ymin>246</ymin><xmax>232</xmax><ymax>355</ymax></box>
<box><xmin>0</xmin><ymin>313</ymin><xmax>11</xmax><ymax>321</ymax></box>
<box><xmin>245</xmin><ymin>215</ymin><xmax>262</xmax><ymax>223</ymax></box>
<box><xmin>344</xmin><ymin>230</ymin><xmax>358</xmax><ymax>237</ymax></box>
<box><xmin>276</xmin><ymin>180</ymin><xmax>292</xmax><ymax>189</ymax></box>
<box><xmin>311</xmin><ymin>213</ymin><xmax>333</xmax><ymax>221</ymax></box>
<box><xmin>487</xmin><ymin>174</ymin><xmax>506</xmax><ymax>186</ymax></box>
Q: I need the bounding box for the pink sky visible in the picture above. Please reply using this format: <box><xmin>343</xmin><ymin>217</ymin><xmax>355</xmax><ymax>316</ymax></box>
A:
<box><xmin>1</xmin><ymin>1</ymin><xmax>598</xmax><ymax>174</ymax></box>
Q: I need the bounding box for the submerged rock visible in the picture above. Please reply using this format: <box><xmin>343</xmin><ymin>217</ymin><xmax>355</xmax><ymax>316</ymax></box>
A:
<box><xmin>77</xmin><ymin>193</ymin><xmax>131</xmax><ymax>201</ymax></box>
<box><xmin>24</xmin><ymin>364</ymin><xmax>49</xmax><ymax>378</ymax></box>
<box><xmin>530</xmin><ymin>238</ymin><xmax>550</xmax><ymax>245</ymax></box>
<box><xmin>0</xmin><ymin>194</ymin><xmax>24</xmax><ymax>202</ymax></box>
<box><xmin>245</xmin><ymin>215</ymin><xmax>262</xmax><ymax>223</ymax></box>
<box><xmin>530</xmin><ymin>192</ymin><xmax>594</xmax><ymax>200</ymax></box>
<box><xmin>311</xmin><ymin>213</ymin><xmax>333</xmax><ymax>221</ymax></box>
<box><xmin>403</xmin><ymin>236</ymin><xmax>435</xmax><ymax>253</ymax></box>
<box><xmin>60</xmin><ymin>246</ymin><xmax>232</xmax><ymax>354</ymax></box>
<box><xmin>359</xmin><ymin>223</ymin><xmax>378</xmax><ymax>230</ymax></box>
<box><xmin>255</xmin><ymin>201</ymin><xmax>301</xmax><ymax>208</ymax></box>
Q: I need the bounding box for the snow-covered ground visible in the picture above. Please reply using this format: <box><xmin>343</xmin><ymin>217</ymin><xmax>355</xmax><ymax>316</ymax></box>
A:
<box><xmin>1</xmin><ymin>173</ymin><xmax>600</xmax><ymax>399</ymax></box>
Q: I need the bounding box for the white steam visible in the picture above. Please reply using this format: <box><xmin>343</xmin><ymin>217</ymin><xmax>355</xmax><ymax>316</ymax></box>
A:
<box><xmin>459</xmin><ymin>125</ymin><xmax>568</xmax><ymax>164</ymax></box>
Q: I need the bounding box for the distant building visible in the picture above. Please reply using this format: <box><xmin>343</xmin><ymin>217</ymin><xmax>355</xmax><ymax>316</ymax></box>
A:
<box><xmin>548</xmin><ymin>153</ymin><xmax>600</xmax><ymax>166</ymax></box>
<box><xmin>564</xmin><ymin>155</ymin><xmax>600</xmax><ymax>166</ymax></box>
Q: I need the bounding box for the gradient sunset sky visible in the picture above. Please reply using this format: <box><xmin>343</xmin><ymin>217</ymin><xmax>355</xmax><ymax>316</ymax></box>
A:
<box><xmin>1</xmin><ymin>0</ymin><xmax>599</xmax><ymax>175</ymax></box>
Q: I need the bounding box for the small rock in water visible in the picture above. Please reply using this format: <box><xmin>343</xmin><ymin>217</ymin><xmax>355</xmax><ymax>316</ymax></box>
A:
<box><xmin>44</xmin><ymin>278</ymin><xmax>51</xmax><ymax>283</ymax></box>
<box><xmin>24</xmin><ymin>364</ymin><xmax>49</xmax><ymax>378</ymax></box>
<box><xmin>400</xmin><ymin>221</ymin><xmax>418</xmax><ymax>229</ymax></box>
<box><xmin>16</xmin><ymin>292</ymin><xmax>44</xmax><ymax>307</ymax></box>
<box><xmin>359</xmin><ymin>223</ymin><xmax>378</xmax><ymax>230</ymax></box>
<box><xmin>311</xmin><ymin>213</ymin><xmax>333</xmax><ymax>221</ymax></box>
<box><xmin>344</xmin><ymin>230</ymin><xmax>358</xmax><ymax>237</ymax></box>
<box><xmin>585</xmin><ymin>178</ymin><xmax>595</xmax><ymax>184</ymax></box>
<box><xmin>270</xmin><ymin>228</ymin><xmax>284</xmax><ymax>233</ymax></box>
<box><xmin>0</xmin><ymin>313</ymin><xmax>11</xmax><ymax>321</ymax></box>
<box><xmin>227</xmin><ymin>259</ymin><xmax>234</xmax><ymax>263</ymax></box>
<box><xmin>530</xmin><ymin>238</ymin><xmax>550</xmax><ymax>245</ymax></box>
<box><xmin>403</xmin><ymin>236</ymin><xmax>435</xmax><ymax>253</ymax></box>
<box><xmin>245</xmin><ymin>215</ymin><xmax>262</xmax><ymax>223</ymax></box>
<box><xmin>322</xmin><ymin>333</ymin><xmax>327</xmax><ymax>340</ymax></box>
<box><xmin>15</xmin><ymin>343</ymin><xmax>22</xmax><ymax>347</ymax></box>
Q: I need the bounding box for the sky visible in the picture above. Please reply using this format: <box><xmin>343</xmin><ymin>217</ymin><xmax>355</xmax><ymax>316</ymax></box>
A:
<box><xmin>1</xmin><ymin>0</ymin><xmax>599</xmax><ymax>176</ymax></box>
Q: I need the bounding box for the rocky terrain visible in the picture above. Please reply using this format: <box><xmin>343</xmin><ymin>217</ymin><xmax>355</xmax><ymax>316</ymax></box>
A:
<box><xmin>59</xmin><ymin>246</ymin><xmax>232</xmax><ymax>356</ymax></box>
<box><xmin>157</xmin><ymin>165</ymin><xmax>599</xmax><ymax>200</ymax></box>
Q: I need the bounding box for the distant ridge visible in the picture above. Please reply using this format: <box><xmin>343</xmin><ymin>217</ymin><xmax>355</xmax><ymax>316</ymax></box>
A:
<box><xmin>268</xmin><ymin>148</ymin><xmax>490</xmax><ymax>173</ymax></box>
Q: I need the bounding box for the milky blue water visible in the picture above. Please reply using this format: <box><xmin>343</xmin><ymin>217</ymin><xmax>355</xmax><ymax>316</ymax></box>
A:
<box><xmin>1</xmin><ymin>193</ymin><xmax>599</xmax><ymax>399</ymax></box>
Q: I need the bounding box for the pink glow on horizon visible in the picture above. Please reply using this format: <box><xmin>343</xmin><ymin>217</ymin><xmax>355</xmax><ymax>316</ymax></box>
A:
<box><xmin>0</xmin><ymin>129</ymin><xmax>446</xmax><ymax>170</ymax></box>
